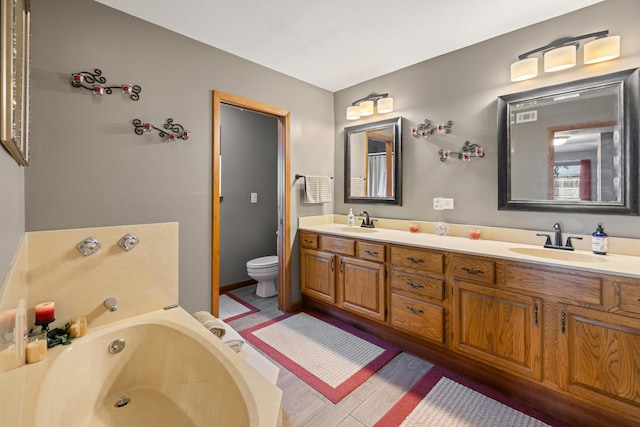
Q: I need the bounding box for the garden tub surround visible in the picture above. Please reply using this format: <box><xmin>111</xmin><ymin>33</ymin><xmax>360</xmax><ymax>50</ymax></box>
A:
<box><xmin>299</xmin><ymin>215</ymin><xmax>640</xmax><ymax>278</ymax></box>
<box><xmin>27</xmin><ymin>307</ymin><xmax>282</xmax><ymax>427</ymax></box>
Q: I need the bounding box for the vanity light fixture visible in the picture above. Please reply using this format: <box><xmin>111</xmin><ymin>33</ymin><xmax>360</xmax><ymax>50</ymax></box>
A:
<box><xmin>346</xmin><ymin>93</ymin><xmax>393</xmax><ymax>120</ymax></box>
<box><xmin>132</xmin><ymin>118</ymin><xmax>190</xmax><ymax>142</ymax></box>
<box><xmin>510</xmin><ymin>30</ymin><xmax>620</xmax><ymax>82</ymax></box>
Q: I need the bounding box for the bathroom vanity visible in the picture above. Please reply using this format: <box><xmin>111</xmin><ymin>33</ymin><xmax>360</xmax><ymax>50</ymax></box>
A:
<box><xmin>299</xmin><ymin>223</ymin><xmax>640</xmax><ymax>427</ymax></box>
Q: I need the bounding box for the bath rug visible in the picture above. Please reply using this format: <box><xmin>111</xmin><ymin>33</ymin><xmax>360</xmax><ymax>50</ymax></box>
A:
<box><xmin>240</xmin><ymin>311</ymin><xmax>400</xmax><ymax>403</ymax></box>
<box><xmin>219</xmin><ymin>292</ymin><xmax>259</xmax><ymax>322</ymax></box>
<box><xmin>374</xmin><ymin>366</ymin><xmax>569</xmax><ymax>427</ymax></box>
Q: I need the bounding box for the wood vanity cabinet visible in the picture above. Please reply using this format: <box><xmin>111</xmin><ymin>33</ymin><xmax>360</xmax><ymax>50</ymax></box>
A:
<box><xmin>300</xmin><ymin>232</ymin><xmax>386</xmax><ymax>322</ymax></box>
<box><xmin>389</xmin><ymin>245</ymin><xmax>446</xmax><ymax>344</ymax></box>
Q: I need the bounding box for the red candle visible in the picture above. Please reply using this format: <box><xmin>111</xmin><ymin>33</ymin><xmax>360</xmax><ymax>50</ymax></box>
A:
<box><xmin>182</xmin><ymin>130</ymin><xmax>190</xmax><ymax>139</ymax></box>
<box><xmin>469</xmin><ymin>228</ymin><xmax>481</xmax><ymax>240</ymax></box>
<box><xmin>35</xmin><ymin>302</ymin><xmax>55</xmax><ymax>324</ymax></box>
<box><xmin>94</xmin><ymin>86</ymin><xmax>105</xmax><ymax>95</ymax></box>
<box><xmin>122</xmin><ymin>84</ymin><xmax>132</xmax><ymax>94</ymax></box>
<box><xmin>144</xmin><ymin>123</ymin><xmax>153</xmax><ymax>132</ymax></box>
<box><xmin>169</xmin><ymin>134</ymin><xmax>178</xmax><ymax>141</ymax></box>
<box><xmin>73</xmin><ymin>74</ymin><xmax>84</xmax><ymax>83</ymax></box>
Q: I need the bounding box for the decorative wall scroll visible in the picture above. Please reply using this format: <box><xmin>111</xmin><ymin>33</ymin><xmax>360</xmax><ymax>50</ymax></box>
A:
<box><xmin>133</xmin><ymin>118</ymin><xmax>190</xmax><ymax>141</ymax></box>
<box><xmin>438</xmin><ymin>141</ymin><xmax>484</xmax><ymax>162</ymax></box>
<box><xmin>71</xmin><ymin>68</ymin><xmax>141</xmax><ymax>101</ymax></box>
<box><xmin>411</xmin><ymin>119</ymin><xmax>453</xmax><ymax>138</ymax></box>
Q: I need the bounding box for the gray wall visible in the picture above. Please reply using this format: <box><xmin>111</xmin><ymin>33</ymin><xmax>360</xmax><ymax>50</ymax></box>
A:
<box><xmin>25</xmin><ymin>0</ymin><xmax>335</xmax><ymax>312</ymax></box>
<box><xmin>334</xmin><ymin>0</ymin><xmax>640</xmax><ymax>238</ymax></box>
<box><xmin>220</xmin><ymin>105</ymin><xmax>278</xmax><ymax>285</ymax></box>
<box><xmin>0</xmin><ymin>151</ymin><xmax>24</xmax><ymax>289</ymax></box>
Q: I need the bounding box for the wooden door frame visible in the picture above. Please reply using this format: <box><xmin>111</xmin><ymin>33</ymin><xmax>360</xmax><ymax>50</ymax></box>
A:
<box><xmin>211</xmin><ymin>91</ymin><xmax>292</xmax><ymax>316</ymax></box>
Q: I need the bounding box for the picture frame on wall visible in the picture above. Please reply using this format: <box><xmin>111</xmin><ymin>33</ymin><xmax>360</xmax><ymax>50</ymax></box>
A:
<box><xmin>1</xmin><ymin>0</ymin><xmax>31</xmax><ymax>166</ymax></box>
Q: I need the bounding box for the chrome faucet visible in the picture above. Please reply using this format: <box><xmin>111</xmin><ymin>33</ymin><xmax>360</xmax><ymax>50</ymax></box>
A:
<box><xmin>359</xmin><ymin>211</ymin><xmax>375</xmax><ymax>228</ymax></box>
<box><xmin>104</xmin><ymin>297</ymin><xmax>118</xmax><ymax>312</ymax></box>
<box><xmin>536</xmin><ymin>223</ymin><xmax>582</xmax><ymax>251</ymax></box>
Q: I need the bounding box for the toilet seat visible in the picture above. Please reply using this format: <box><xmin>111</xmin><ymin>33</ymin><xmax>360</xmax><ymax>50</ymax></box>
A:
<box><xmin>246</xmin><ymin>256</ymin><xmax>278</xmax><ymax>268</ymax></box>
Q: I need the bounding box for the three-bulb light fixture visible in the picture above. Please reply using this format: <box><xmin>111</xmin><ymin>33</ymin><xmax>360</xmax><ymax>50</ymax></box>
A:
<box><xmin>510</xmin><ymin>30</ymin><xmax>620</xmax><ymax>82</ymax></box>
<box><xmin>346</xmin><ymin>93</ymin><xmax>394</xmax><ymax>120</ymax></box>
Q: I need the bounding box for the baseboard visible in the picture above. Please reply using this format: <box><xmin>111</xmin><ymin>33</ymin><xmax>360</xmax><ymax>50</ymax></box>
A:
<box><xmin>220</xmin><ymin>279</ymin><xmax>256</xmax><ymax>293</ymax></box>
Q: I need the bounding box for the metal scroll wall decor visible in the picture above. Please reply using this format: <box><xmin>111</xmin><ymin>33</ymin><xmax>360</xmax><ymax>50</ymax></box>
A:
<box><xmin>133</xmin><ymin>118</ymin><xmax>190</xmax><ymax>142</ymax></box>
<box><xmin>439</xmin><ymin>141</ymin><xmax>484</xmax><ymax>162</ymax></box>
<box><xmin>411</xmin><ymin>119</ymin><xmax>453</xmax><ymax>138</ymax></box>
<box><xmin>71</xmin><ymin>69</ymin><xmax>141</xmax><ymax>101</ymax></box>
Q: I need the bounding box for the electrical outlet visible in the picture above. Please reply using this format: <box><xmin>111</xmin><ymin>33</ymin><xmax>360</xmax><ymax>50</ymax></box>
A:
<box><xmin>433</xmin><ymin>197</ymin><xmax>444</xmax><ymax>210</ymax></box>
<box><xmin>443</xmin><ymin>198</ymin><xmax>454</xmax><ymax>209</ymax></box>
<box><xmin>251</xmin><ymin>193</ymin><xmax>258</xmax><ymax>203</ymax></box>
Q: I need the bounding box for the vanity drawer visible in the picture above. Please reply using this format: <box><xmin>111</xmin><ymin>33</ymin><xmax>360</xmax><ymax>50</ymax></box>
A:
<box><xmin>391</xmin><ymin>293</ymin><xmax>444</xmax><ymax>343</ymax></box>
<box><xmin>620</xmin><ymin>283</ymin><xmax>640</xmax><ymax>315</ymax></box>
<box><xmin>358</xmin><ymin>242</ymin><xmax>386</xmax><ymax>263</ymax></box>
<box><xmin>300</xmin><ymin>232</ymin><xmax>318</xmax><ymax>249</ymax></box>
<box><xmin>320</xmin><ymin>236</ymin><xmax>355</xmax><ymax>256</ymax></box>
<box><xmin>391</xmin><ymin>247</ymin><xmax>445</xmax><ymax>275</ymax></box>
<box><xmin>391</xmin><ymin>271</ymin><xmax>445</xmax><ymax>302</ymax></box>
<box><xmin>452</xmin><ymin>255</ymin><xmax>496</xmax><ymax>285</ymax></box>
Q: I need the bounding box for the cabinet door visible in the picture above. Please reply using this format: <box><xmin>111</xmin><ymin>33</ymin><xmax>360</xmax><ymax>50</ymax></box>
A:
<box><xmin>301</xmin><ymin>249</ymin><xmax>335</xmax><ymax>304</ymax></box>
<box><xmin>559</xmin><ymin>305</ymin><xmax>640</xmax><ymax>420</ymax></box>
<box><xmin>339</xmin><ymin>257</ymin><xmax>386</xmax><ymax>322</ymax></box>
<box><xmin>452</xmin><ymin>282</ymin><xmax>543</xmax><ymax>380</ymax></box>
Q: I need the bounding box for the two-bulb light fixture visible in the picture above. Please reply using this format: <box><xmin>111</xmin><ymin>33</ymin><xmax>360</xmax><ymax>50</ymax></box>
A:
<box><xmin>346</xmin><ymin>93</ymin><xmax>394</xmax><ymax>120</ymax></box>
<box><xmin>510</xmin><ymin>30</ymin><xmax>620</xmax><ymax>82</ymax></box>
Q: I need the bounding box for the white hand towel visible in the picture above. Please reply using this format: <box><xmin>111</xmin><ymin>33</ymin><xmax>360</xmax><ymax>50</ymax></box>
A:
<box><xmin>304</xmin><ymin>175</ymin><xmax>332</xmax><ymax>203</ymax></box>
<box><xmin>193</xmin><ymin>311</ymin><xmax>226</xmax><ymax>339</ymax></box>
<box><xmin>218</xmin><ymin>319</ymin><xmax>245</xmax><ymax>353</ymax></box>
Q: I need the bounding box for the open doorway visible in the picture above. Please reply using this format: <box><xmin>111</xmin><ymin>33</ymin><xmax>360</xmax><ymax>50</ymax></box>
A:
<box><xmin>211</xmin><ymin>91</ymin><xmax>292</xmax><ymax>316</ymax></box>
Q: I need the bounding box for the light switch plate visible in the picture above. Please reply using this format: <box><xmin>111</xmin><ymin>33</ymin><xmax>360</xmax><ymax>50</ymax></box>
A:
<box><xmin>443</xmin><ymin>198</ymin><xmax>454</xmax><ymax>209</ymax></box>
<box><xmin>251</xmin><ymin>193</ymin><xmax>258</xmax><ymax>203</ymax></box>
<box><xmin>433</xmin><ymin>197</ymin><xmax>444</xmax><ymax>210</ymax></box>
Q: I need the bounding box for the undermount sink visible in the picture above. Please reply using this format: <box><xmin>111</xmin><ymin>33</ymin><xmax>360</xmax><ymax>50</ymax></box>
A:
<box><xmin>509</xmin><ymin>247</ymin><xmax>608</xmax><ymax>263</ymax></box>
<box><xmin>339</xmin><ymin>227</ymin><xmax>377</xmax><ymax>233</ymax></box>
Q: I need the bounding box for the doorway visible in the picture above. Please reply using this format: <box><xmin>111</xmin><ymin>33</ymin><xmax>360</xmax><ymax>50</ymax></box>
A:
<box><xmin>211</xmin><ymin>91</ymin><xmax>292</xmax><ymax>316</ymax></box>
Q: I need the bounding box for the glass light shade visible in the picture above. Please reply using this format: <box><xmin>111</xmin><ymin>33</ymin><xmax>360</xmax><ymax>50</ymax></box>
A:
<box><xmin>584</xmin><ymin>36</ymin><xmax>620</xmax><ymax>64</ymax></box>
<box><xmin>377</xmin><ymin>97</ymin><xmax>394</xmax><ymax>113</ymax></box>
<box><xmin>510</xmin><ymin>57</ymin><xmax>538</xmax><ymax>82</ymax></box>
<box><xmin>359</xmin><ymin>100</ymin><xmax>374</xmax><ymax>116</ymax></box>
<box><xmin>544</xmin><ymin>46</ymin><xmax>576</xmax><ymax>72</ymax></box>
<box><xmin>346</xmin><ymin>105</ymin><xmax>360</xmax><ymax>120</ymax></box>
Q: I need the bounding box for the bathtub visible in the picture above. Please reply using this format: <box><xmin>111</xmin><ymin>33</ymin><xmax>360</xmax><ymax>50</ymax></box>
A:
<box><xmin>32</xmin><ymin>307</ymin><xmax>282</xmax><ymax>427</ymax></box>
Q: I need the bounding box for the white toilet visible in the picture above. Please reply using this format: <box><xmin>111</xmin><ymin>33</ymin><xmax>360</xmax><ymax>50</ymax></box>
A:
<box><xmin>246</xmin><ymin>255</ymin><xmax>279</xmax><ymax>298</ymax></box>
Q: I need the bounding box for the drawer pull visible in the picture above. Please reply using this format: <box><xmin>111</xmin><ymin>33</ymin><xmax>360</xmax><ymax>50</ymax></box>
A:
<box><xmin>364</xmin><ymin>250</ymin><xmax>379</xmax><ymax>256</ymax></box>
<box><xmin>304</xmin><ymin>239</ymin><xmax>314</xmax><ymax>244</ymax></box>
<box><xmin>534</xmin><ymin>302</ymin><xmax>539</xmax><ymax>327</ymax></box>
<box><xmin>406</xmin><ymin>306</ymin><xmax>424</xmax><ymax>315</ymax></box>
<box><xmin>461</xmin><ymin>267</ymin><xmax>484</xmax><ymax>275</ymax></box>
<box><xmin>407</xmin><ymin>257</ymin><xmax>425</xmax><ymax>264</ymax></box>
<box><xmin>407</xmin><ymin>281</ymin><xmax>424</xmax><ymax>290</ymax></box>
<box><xmin>561</xmin><ymin>310</ymin><xmax>566</xmax><ymax>334</ymax></box>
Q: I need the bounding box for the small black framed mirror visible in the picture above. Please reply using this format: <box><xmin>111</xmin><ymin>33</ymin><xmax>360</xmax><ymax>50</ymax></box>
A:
<box><xmin>498</xmin><ymin>68</ymin><xmax>639</xmax><ymax>215</ymax></box>
<box><xmin>344</xmin><ymin>116</ymin><xmax>402</xmax><ymax>205</ymax></box>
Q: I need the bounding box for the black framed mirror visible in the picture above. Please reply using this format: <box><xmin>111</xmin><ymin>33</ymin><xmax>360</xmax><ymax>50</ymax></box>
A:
<box><xmin>498</xmin><ymin>68</ymin><xmax>639</xmax><ymax>215</ymax></box>
<box><xmin>344</xmin><ymin>116</ymin><xmax>402</xmax><ymax>205</ymax></box>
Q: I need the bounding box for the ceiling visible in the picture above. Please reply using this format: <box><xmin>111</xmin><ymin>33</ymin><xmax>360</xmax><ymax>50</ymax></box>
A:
<box><xmin>95</xmin><ymin>0</ymin><xmax>603</xmax><ymax>92</ymax></box>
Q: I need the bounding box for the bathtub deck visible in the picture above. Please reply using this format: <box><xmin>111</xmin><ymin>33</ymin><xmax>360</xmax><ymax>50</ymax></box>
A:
<box><xmin>226</xmin><ymin>285</ymin><xmax>433</xmax><ymax>427</ymax></box>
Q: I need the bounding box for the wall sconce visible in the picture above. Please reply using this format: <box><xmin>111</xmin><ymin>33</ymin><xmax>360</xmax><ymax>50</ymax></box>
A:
<box><xmin>438</xmin><ymin>141</ymin><xmax>484</xmax><ymax>162</ymax></box>
<box><xmin>71</xmin><ymin>68</ymin><xmax>141</xmax><ymax>101</ymax></box>
<box><xmin>132</xmin><ymin>118</ymin><xmax>190</xmax><ymax>141</ymax></box>
<box><xmin>511</xmin><ymin>30</ymin><xmax>620</xmax><ymax>82</ymax></box>
<box><xmin>346</xmin><ymin>93</ymin><xmax>393</xmax><ymax>120</ymax></box>
<box><xmin>411</xmin><ymin>119</ymin><xmax>453</xmax><ymax>138</ymax></box>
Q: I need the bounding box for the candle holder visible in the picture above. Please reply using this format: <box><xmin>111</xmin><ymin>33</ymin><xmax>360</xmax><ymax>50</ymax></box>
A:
<box><xmin>133</xmin><ymin>118</ymin><xmax>190</xmax><ymax>142</ymax></box>
<box><xmin>34</xmin><ymin>318</ymin><xmax>55</xmax><ymax>345</ymax></box>
<box><xmin>71</xmin><ymin>68</ymin><xmax>141</xmax><ymax>101</ymax></box>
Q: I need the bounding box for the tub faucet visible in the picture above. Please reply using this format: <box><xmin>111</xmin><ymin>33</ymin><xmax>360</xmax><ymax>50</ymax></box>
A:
<box><xmin>104</xmin><ymin>297</ymin><xmax>118</xmax><ymax>312</ymax></box>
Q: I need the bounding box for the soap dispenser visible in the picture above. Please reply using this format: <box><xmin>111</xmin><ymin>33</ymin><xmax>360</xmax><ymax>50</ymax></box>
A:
<box><xmin>591</xmin><ymin>223</ymin><xmax>608</xmax><ymax>255</ymax></box>
<box><xmin>347</xmin><ymin>208</ymin><xmax>355</xmax><ymax>226</ymax></box>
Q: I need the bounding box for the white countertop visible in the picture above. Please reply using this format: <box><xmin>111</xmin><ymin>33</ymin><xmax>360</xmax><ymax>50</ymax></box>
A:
<box><xmin>299</xmin><ymin>223</ymin><xmax>640</xmax><ymax>280</ymax></box>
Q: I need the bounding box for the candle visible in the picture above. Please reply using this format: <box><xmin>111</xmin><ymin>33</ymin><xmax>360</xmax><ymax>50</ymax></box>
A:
<box><xmin>26</xmin><ymin>335</ymin><xmax>47</xmax><ymax>364</ymax></box>
<box><xmin>122</xmin><ymin>84</ymin><xmax>132</xmax><ymax>94</ymax></box>
<box><xmin>144</xmin><ymin>123</ymin><xmax>153</xmax><ymax>132</ymax></box>
<box><xmin>409</xmin><ymin>223</ymin><xmax>419</xmax><ymax>233</ymax></box>
<box><xmin>0</xmin><ymin>346</ymin><xmax>24</xmax><ymax>372</ymax></box>
<box><xmin>73</xmin><ymin>73</ymin><xmax>84</xmax><ymax>83</ymax></box>
<box><xmin>35</xmin><ymin>302</ymin><xmax>55</xmax><ymax>324</ymax></box>
<box><xmin>93</xmin><ymin>86</ymin><xmax>105</xmax><ymax>95</ymax></box>
<box><xmin>469</xmin><ymin>228</ymin><xmax>481</xmax><ymax>240</ymax></box>
<box><xmin>69</xmin><ymin>316</ymin><xmax>87</xmax><ymax>338</ymax></box>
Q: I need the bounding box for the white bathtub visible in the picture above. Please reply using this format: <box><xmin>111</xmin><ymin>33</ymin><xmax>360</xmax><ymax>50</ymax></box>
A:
<box><xmin>33</xmin><ymin>308</ymin><xmax>282</xmax><ymax>427</ymax></box>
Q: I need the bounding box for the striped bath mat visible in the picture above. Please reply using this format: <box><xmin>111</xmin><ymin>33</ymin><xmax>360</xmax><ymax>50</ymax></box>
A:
<box><xmin>375</xmin><ymin>366</ymin><xmax>569</xmax><ymax>427</ymax></box>
<box><xmin>218</xmin><ymin>292</ymin><xmax>259</xmax><ymax>322</ymax></box>
<box><xmin>240</xmin><ymin>311</ymin><xmax>400</xmax><ymax>403</ymax></box>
